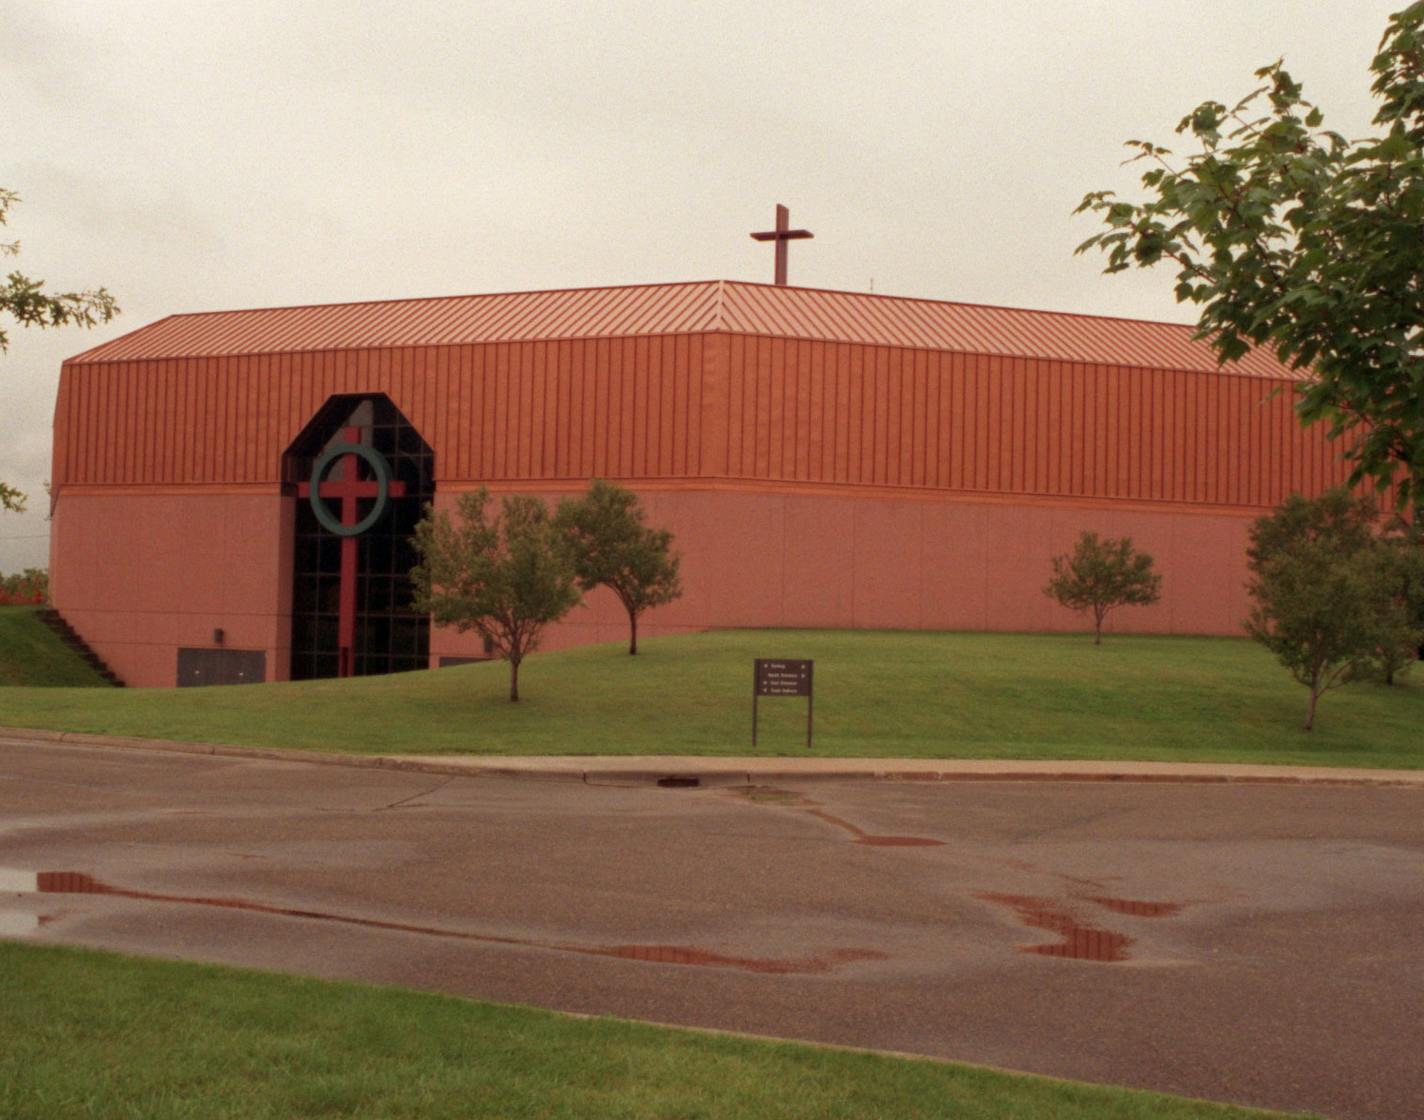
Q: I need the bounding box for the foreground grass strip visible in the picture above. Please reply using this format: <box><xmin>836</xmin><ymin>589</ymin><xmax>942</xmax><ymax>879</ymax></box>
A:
<box><xmin>0</xmin><ymin>942</ymin><xmax>1307</xmax><ymax>1120</ymax></box>
<box><xmin>0</xmin><ymin>606</ymin><xmax>109</xmax><ymax>688</ymax></box>
<box><xmin>1</xmin><ymin>629</ymin><xmax>1421</xmax><ymax>768</ymax></box>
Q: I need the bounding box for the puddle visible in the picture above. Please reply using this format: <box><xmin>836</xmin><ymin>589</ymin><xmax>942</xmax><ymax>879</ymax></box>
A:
<box><xmin>3</xmin><ymin>868</ymin><xmax>881</xmax><ymax>976</ymax></box>
<box><xmin>856</xmin><ymin>835</ymin><xmax>944</xmax><ymax>847</ymax></box>
<box><xmin>738</xmin><ymin>790</ymin><xmax>945</xmax><ymax>848</ymax></box>
<box><xmin>975</xmin><ymin>892</ymin><xmax>1132</xmax><ymax>962</ymax></box>
<box><xmin>1085</xmin><ymin>896</ymin><xmax>1184</xmax><ymax>918</ymax></box>
<box><xmin>36</xmin><ymin>871</ymin><xmax>108</xmax><ymax>894</ymax></box>
<box><xmin>803</xmin><ymin>810</ymin><xmax>945</xmax><ymax>847</ymax></box>
<box><xmin>595</xmin><ymin>945</ymin><xmax>885</xmax><ymax>974</ymax></box>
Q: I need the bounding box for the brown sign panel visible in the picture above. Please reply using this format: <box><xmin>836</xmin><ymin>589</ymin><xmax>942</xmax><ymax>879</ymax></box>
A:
<box><xmin>752</xmin><ymin>658</ymin><xmax>814</xmax><ymax>749</ymax></box>
<box><xmin>755</xmin><ymin>658</ymin><xmax>812</xmax><ymax>696</ymax></box>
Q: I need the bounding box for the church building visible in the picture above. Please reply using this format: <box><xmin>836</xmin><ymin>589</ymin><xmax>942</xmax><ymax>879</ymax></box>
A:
<box><xmin>49</xmin><ymin>277</ymin><xmax>1345</xmax><ymax>688</ymax></box>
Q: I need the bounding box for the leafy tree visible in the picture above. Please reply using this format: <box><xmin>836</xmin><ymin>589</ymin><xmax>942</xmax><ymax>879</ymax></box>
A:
<box><xmin>1375</xmin><ymin>516</ymin><xmax>1424</xmax><ymax>684</ymax></box>
<box><xmin>411</xmin><ymin>489</ymin><xmax>581</xmax><ymax>701</ymax></box>
<box><xmin>1245</xmin><ymin>491</ymin><xmax>1421</xmax><ymax>729</ymax></box>
<box><xmin>1075</xmin><ymin>3</ymin><xmax>1424</xmax><ymax>509</ymax></box>
<box><xmin>554</xmin><ymin>479</ymin><xmax>682</xmax><ymax>655</ymax></box>
<box><xmin>1</xmin><ymin>188</ymin><xmax>119</xmax><ymax>511</ymax></box>
<box><xmin>1044</xmin><ymin>531</ymin><xmax>1162</xmax><ymax>644</ymax></box>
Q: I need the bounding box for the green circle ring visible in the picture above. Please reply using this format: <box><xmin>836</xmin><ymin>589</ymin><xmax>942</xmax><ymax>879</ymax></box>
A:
<box><xmin>308</xmin><ymin>442</ymin><xmax>392</xmax><ymax>537</ymax></box>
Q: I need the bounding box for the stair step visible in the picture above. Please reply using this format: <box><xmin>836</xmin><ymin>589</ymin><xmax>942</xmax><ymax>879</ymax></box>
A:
<box><xmin>37</xmin><ymin>609</ymin><xmax>124</xmax><ymax>688</ymax></box>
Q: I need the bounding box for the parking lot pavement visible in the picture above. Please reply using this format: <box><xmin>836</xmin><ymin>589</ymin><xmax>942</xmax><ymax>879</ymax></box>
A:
<box><xmin>2</xmin><ymin>737</ymin><xmax>1421</xmax><ymax>1120</ymax></box>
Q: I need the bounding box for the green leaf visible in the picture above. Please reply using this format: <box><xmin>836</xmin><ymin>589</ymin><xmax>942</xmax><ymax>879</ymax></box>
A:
<box><xmin>1071</xmin><ymin>6</ymin><xmax>1424</xmax><ymax>511</ymax></box>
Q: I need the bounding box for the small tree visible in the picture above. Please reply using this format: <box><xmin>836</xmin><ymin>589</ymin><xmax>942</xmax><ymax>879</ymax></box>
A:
<box><xmin>411</xmin><ymin>489</ymin><xmax>581</xmax><ymax>701</ymax></box>
<box><xmin>554</xmin><ymin>479</ymin><xmax>682</xmax><ymax>655</ymax></box>
<box><xmin>1373</xmin><ymin>517</ymin><xmax>1424</xmax><ymax>685</ymax></box>
<box><xmin>1245</xmin><ymin>491</ymin><xmax>1421</xmax><ymax>730</ymax></box>
<box><xmin>1045</xmin><ymin>531</ymin><xmax>1162</xmax><ymax>644</ymax></box>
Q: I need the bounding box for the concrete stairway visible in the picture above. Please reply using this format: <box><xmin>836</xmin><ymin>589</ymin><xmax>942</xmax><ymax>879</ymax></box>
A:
<box><xmin>37</xmin><ymin>609</ymin><xmax>125</xmax><ymax>687</ymax></box>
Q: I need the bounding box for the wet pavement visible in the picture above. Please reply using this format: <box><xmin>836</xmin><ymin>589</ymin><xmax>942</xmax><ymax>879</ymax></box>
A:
<box><xmin>2</xmin><ymin>736</ymin><xmax>1421</xmax><ymax>1119</ymax></box>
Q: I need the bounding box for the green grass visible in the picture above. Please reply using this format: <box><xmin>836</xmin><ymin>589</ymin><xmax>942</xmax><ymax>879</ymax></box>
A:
<box><xmin>0</xmin><ymin>606</ymin><xmax>111</xmax><ymax>687</ymax></box>
<box><xmin>0</xmin><ymin>942</ymin><xmax>1309</xmax><ymax>1120</ymax></box>
<box><xmin>1</xmin><ymin>628</ymin><xmax>1421</xmax><ymax>768</ymax></box>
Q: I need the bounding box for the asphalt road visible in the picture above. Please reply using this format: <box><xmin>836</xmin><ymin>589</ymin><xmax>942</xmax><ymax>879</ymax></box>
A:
<box><xmin>2</xmin><ymin>738</ymin><xmax>1421</xmax><ymax>1120</ymax></box>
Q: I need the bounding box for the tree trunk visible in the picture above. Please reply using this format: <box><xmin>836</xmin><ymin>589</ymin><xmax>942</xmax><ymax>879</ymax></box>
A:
<box><xmin>629</xmin><ymin>609</ymin><xmax>638</xmax><ymax>655</ymax></box>
<box><xmin>509</xmin><ymin>657</ymin><xmax>520</xmax><ymax>702</ymax></box>
<box><xmin>1093</xmin><ymin>609</ymin><xmax>1104</xmax><ymax>645</ymax></box>
<box><xmin>1303</xmin><ymin>684</ymin><xmax>1318</xmax><ymax>731</ymax></box>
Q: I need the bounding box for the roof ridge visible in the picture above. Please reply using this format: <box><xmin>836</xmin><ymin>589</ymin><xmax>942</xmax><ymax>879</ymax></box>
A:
<box><xmin>721</xmin><ymin>279</ymin><xmax>1206</xmax><ymax>334</ymax></box>
<box><xmin>96</xmin><ymin>279</ymin><xmax>1207</xmax><ymax>335</ymax></box>
<box><xmin>154</xmin><ymin>278</ymin><xmax>726</xmax><ymax>321</ymax></box>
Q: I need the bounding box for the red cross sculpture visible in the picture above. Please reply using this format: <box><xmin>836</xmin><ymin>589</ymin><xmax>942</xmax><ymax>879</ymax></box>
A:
<box><xmin>750</xmin><ymin>203</ymin><xmax>813</xmax><ymax>286</ymax></box>
<box><xmin>297</xmin><ymin>426</ymin><xmax>407</xmax><ymax>678</ymax></box>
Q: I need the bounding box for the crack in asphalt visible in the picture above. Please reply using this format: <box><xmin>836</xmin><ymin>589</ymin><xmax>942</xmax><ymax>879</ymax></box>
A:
<box><xmin>376</xmin><ymin>774</ymin><xmax>460</xmax><ymax>811</ymax></box>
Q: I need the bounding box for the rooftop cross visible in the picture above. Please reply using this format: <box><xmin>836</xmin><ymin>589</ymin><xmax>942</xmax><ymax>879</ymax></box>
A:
<box><xmin>749</xmin><ymin>204</ymin><xmax>813</xmax><ymax>287</ymax></box>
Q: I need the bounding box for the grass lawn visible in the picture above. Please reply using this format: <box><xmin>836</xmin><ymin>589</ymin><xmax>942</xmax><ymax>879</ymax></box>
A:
<box><xmin>0</xmin><ymin>606</ymin><xmax>110</xmax><ymax>687</ymax></box>
<box><xmin>0</xmin><ymin>942</ymin><xmax>1309</xmax><ymax>1120</ymax></box>
<box><xmin>0</xmin><ymin>623</ymin><xmax>1420</xmax><ymax>767</ymax></box>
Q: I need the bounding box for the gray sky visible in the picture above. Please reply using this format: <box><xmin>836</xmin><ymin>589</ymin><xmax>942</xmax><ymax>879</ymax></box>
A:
<box><xmin>0</xmin><ymin>0</ymin><xmax>1401</xmax><ymax>569</ymax></box>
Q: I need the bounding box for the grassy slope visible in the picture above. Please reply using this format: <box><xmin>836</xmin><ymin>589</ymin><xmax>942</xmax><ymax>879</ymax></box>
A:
<box><xmin>0</xmin><ymin>629</ymin><xmax>1420</xmax><ymax>767</ymax></box>
<box><xmin>0</xmin><ymin>943</ymin><xmax>1307</xmax><ymax>1120</ymax></box>
<box><xmin>0</xmin><ymin>606</ymin><xmax>110</xmax><ymax>687</ymax></box>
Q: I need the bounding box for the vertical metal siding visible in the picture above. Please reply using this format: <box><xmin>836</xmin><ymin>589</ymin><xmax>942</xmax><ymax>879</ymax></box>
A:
<box><xmin>55</xmin><ymin>335</ymin><xmax>699</xmax><ymax>489</ymax></box>
<box><xmin>54</xmin><ymin>332</ymin><xmax>1361</xmax><ymax>510</ymax></box>
<box><xmin>706</xmin><ymin>338</ymin><xmax>1356</xmax><ymax>505</ymax></box>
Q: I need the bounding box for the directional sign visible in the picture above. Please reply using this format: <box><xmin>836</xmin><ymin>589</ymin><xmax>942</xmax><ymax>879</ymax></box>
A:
<box><xmin>756</xmin><ymin>659</ymin><xmax>812</xmax><ymax>696</ymax></box>
<box><xmin>753</xmin><ymin>658</ymin><xmax>814</xmax><ymax>749</ymax></box>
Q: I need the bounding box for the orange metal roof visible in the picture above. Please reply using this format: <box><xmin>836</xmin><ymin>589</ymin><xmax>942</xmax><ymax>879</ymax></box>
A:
<box><xmin>66</xmin><ymin>279</ymin><xmax>1305</xmax><ymax>380</ymax></box>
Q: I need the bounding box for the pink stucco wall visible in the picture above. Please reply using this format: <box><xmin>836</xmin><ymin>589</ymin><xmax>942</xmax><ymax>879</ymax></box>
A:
<box><xmin>431</xmin><ymin>485</ymin><xmax>1256</xmax><ymax>662</ymax></box>
<box><xmin>50</xmin><ymin>483</ymin><xmax>1255</xmax><ymax>688</ymax></box>
<box><xmin>49</xmin><ymin>490</ymin><xmax>293</xmax><ymax>688</ymax></box>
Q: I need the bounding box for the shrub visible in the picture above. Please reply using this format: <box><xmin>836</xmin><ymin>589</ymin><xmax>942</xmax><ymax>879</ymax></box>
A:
<box><xmin>1044</xmin><ymin>532</ymin><xmax>1162</xmax><ymax>644</ymax></box>
<box><xmin>0</xmin><ymin>568</ymin><xmax>48</xmax><ymax>605</ymax></box>
<box><xmin>410</xmin><ymin>490</ymin><xmax>580</xmax><ymax>702</ymax></box>
<box><xmin>1372</xmin><ymin>517</ymin><xmax>1424</xmax><ymax>685</ymax></box>
<box><xmin>554</xmin><ymin>480</ymin><xmax>682</xmax><ymax>655</ymax></box>
<box><xmin>1245</xmin><ymin>491</ymin><xmax>1423</xmax><ymax>730</ymax></box>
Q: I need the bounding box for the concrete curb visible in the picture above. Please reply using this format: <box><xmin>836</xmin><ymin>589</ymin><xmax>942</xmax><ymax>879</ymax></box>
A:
<box><xmin>3</xmin><ymin>725</ymin><xmax>1422</xmax><ymax>789</ymax></box>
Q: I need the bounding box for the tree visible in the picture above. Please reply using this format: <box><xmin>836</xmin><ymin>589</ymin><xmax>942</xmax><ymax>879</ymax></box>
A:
<box><xmin>554</xmin><ymin>479</ymin><xmax>682</xmax><ymax>655</ymax></box>
<box><xmin>1375</xmin><ymin>516</ymin><xmax>1424</xmax><ymax>684</ymax></box>
<box><xmin>1</xmin><ymin>188</ymin><xmax>119</xmax><ymax>511</ymax></box>
<box><xmin>1075</xmin><ymin>4</ymin><xmax>1424</xmax><ymax>509</ymax></box>
<box><xmin>1044</xmin><ymin>531</ymin><xmax>1162</xmax><ymax>644</ymax></box>
<box><xmin>410</xmin><ymin>489</ymin><xmax>581</xmax><ymax>701</ymax></box>
<box><xmin>1245</xmin><ymin>491</ymin><xmax>1421</xmax><ymax>730</ymax></box>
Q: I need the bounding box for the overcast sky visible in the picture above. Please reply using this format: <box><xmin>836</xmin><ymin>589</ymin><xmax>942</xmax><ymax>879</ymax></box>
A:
<box><xmin>0</xmin><ymin>0</ymin><xmax>1403</xmax><ymax>569</ymax></box>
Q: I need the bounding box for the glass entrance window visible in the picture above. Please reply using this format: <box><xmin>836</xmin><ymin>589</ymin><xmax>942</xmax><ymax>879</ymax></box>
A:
<box><xmin>285</xmin><ymin>396</ymin><xmax>434</xmax><ymax>681</ymax></box>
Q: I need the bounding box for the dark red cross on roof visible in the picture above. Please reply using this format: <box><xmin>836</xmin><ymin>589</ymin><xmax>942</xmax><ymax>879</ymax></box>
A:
<box><xmin>750</xmin><ymin>203</ymin><xmax>813</xmax><ymax>287</ymax></box>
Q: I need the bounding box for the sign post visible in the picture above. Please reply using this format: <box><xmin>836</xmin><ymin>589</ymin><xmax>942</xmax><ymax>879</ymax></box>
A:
<box><xmin>753</xmin><ymin>658</ymin><xmax>814</xmax><ymax>750</ymax></box>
